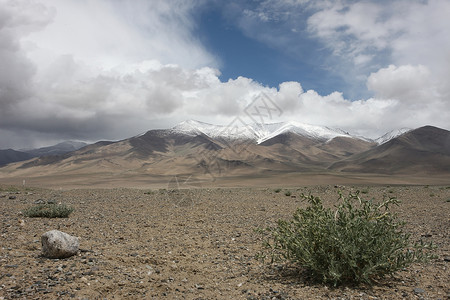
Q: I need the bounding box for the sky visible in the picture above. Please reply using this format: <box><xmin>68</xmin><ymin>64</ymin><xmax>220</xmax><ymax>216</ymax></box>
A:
<box><xmin>1</xmin><ymin>0</ymin><xmax>450</xmax><ymax>149</ymax></box>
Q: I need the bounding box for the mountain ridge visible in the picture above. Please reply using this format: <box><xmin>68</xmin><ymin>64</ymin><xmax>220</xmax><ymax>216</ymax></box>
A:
<box><xmin>329</xmin><ymin>126</ymin><xmax>450</xmax><ymax>174</ymax></box>
<box><xmin>172</xmin><ymin>120</ymin><xmax>366</xmax><ymax>144</ymax></box>
<box><xmin>1</xmin><ymin>122</ymin><xmax>448</xmax><ymax>186</ymax></box>
<box><xmin>0</xmin><ymin>141</ymin><xmax>87</xmax><ymax>167</ymax></box>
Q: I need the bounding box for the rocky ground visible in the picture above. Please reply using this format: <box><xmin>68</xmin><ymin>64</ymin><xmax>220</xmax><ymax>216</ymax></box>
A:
<box><xmin>0</xmin><ymin>184</ymin><xmax>449</xmax><ymax>299</ymax></box>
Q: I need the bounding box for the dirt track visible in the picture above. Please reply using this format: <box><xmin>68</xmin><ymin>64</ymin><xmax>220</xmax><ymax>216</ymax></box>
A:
<box><xmin>1</xmin><ymin>185</ymin><xmax>449</xmax><ymax>299</ymax></box>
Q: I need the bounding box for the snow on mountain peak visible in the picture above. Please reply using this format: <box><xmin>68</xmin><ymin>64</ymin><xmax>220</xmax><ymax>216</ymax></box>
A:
<box><xmin>375</xmin><ymin>128</ymin><xmax>412</xmax><ymax>145</ymax></box>
<box><xmin>173</xmin><ymin>120</ymin><xmax>235</xmax><ymax>137</ymax></box>
<box><xmin>255</xmin><ymin>121</ymin><xmax>352</xmax><ymax>144</ymax></box>
<box><xmin>172</xmin><ymin>120</ymin><xmax>359</xmax><ymax>143</ymax></box>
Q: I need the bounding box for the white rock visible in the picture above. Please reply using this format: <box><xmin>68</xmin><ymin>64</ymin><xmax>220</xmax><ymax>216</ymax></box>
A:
<box><xmin>41</xmin><ymin>230</ymin><xmax>79</xmax><ymax>258</ymax></box>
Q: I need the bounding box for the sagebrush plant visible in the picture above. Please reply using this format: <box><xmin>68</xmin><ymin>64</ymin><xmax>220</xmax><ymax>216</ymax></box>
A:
<box><xmin>259</xmin><ymin>191</ymin><xmax>434</xmax><ymax>286</ymax></box>
<box><xmin>23</xmin><ymin>203</ymin><xmax>74</xmax><ymax>218</ymax></box>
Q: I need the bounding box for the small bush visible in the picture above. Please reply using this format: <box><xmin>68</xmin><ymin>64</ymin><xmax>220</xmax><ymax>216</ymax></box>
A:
<box><xmin>260</xmin><ymin>191</ymin><xmax>434</xmax><ymax>286</ymax></box>
<box><xmin>284</xmin><ymin>190</ymin><xmax>291</xmax><ymax>197</ymax></box>
<box><xmin>274</xmin><ymin>188</ymin><xmax>282</xmax><ymax>193</ymax></box>
<box><xmin>24</xmin><ymin>204</ymin><xmax>74</xmax><ymax>218</ymax></box>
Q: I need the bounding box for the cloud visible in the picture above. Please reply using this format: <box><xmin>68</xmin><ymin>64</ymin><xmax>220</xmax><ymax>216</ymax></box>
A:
<box><xmin>228</xmin><ymin>1</ymin><xmax>450</xmax><ymax>93</ymax></box>
<box><xmin>367</xmin><ymin>64</ymin><xmax>434</xmax><ymax>102</ymax></box>
<box><xmin>25</xmin><ymin>0</ymin><xmax>217</xmax><ymax>70</ymax></box>
<box><xmin>214</xmin><ymin>0</ymin><xmax>450</xmax><ymax>132</ymax></box>
<box><xmin>0</xmin><ymin>0</ymin><xmax>219</xmax><ymax>148</ymax></box>
<box><xmin>0</xmin><ymin>0</ymin><xmax>449</xmax><ymax>150</ymax></box>
<box><xmin>306</xmin><ymin>0</ymin><xmax>450</xmax><ymax>87</ymax></box>
<box><xmin>307</xmin><ymin>1</ymin><xmax>394</xmax><ymax>58</ymax></box>
<box><xmin>0</xmin><ymin>0</ymin><xmax>53</xmax><ymax>111</ymax></box>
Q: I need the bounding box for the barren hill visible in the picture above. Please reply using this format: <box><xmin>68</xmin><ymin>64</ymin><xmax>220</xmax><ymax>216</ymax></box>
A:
<box><xmin>0</xmin><ymin>122</ymin><xmax>449</xmax><ymax>187</ymax></box>
<box><xmin>0</xmin><ymin>149</ymin><xmax>34</xmax><ymax>167</ymax></box>
<box><xmin>329</xmin><ymin>126</ymin><xmax>450</xmax><ymax>174</ymax></box>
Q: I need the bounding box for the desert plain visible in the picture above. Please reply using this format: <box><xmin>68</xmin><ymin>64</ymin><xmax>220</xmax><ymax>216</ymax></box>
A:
<box><xmin>0</xmin><ymin>179</ymin><xmax>449</xmax><ymax>300</ymax></box>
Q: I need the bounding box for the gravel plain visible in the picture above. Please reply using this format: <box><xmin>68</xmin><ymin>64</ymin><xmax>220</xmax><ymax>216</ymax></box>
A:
<box><xmin>0</xmin><ymin>184</ymin><xmax>449</xmax><ymax>299</ymax></box>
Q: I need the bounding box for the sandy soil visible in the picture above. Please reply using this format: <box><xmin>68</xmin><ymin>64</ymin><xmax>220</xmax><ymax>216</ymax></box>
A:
<box><xmin>0</xmin><ymin>184</ymin><xmax>449</xmax><ymax>299</ymax></box>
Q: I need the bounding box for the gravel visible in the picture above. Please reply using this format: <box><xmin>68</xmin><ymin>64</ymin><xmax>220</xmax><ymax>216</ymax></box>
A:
<box><xmin>0</xmin><ymin>185</ymin><xmax>449</xmax><ymax>299</ymax></box>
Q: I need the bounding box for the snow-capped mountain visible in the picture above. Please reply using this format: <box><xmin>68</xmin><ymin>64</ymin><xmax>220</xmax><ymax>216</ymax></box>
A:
<box><xmin>172</xmin><ymin>120</ymin><xmax>254</xmax><ymax>139</ymax></box>
<box><xmin>2</xmin><ymin>122</ymin><xmax>448</xmax><ymax>186</ymax></box>
<box><xmin>172</xmin><ymin>120</ymin><xmax>361</xmax><ymax>144</ymax></box>
<box><xmin>375</xmin><ymin>128</ymin><xmax>412</xmax><ymax>145</ymax></box>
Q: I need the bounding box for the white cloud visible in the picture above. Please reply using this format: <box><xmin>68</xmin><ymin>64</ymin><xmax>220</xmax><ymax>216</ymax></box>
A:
<box><xmin>367</xmin><ymin>65</ymin><xmax>434</xmax><ymax>102</ymax></box>
<box><xmin>0</xmin><ymin>0</ymin><xmax>449</xmax><ymax>150</ymax></box>
<box><xmin>25</xmin><ymin>0</ymin><xmax>217</xmax><ymax>70</ymax></box>
<box><xmin>0</xmin><ymin>0</ymin><xmax>219</xmax><ymax>147</ymax></box>
<box><xmin>226</xmin><ymin>0</ymin><xmax>450</xmax><ymax>134</ymax></box>
<box><xmin>307</xmin><ymin>1</ymin><xmax>394</xmax><ymax>56</ymax></box>
<box><xmin>306</xmin><ymin>0</ymin><xmax>450</xmax><ymax>76</ymax></box>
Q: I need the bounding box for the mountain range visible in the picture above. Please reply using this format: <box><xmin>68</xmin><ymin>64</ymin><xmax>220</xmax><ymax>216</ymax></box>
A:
<box><xmin>0</xmin><ymin>121</ymin><xmax>449</xmax><ymax>186</ymax></box>
<box><xmin>0</xmin><ymin>141</ymin><xmax>87</xmax><ymax>167</ymax></box>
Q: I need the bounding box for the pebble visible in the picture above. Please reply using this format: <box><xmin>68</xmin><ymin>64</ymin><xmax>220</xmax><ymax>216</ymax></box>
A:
<box><xmin>413</xmin><ymin>287</ymin><xmax>425</xmax><ymax>294</ymax></box>
<box><xmin>5</xmin><ymin>265</ymin><xmax>18</xmax><ymax>268</ymax></box>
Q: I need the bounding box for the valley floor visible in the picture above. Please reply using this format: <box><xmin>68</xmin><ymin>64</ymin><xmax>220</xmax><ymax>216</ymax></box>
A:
<box><xmin>1</xmin><ymin>171</ymin><xmax>450</xmax><ymax>189</ymax></box>
<box><xmin>0</xmin><ymin>185</ymin><xmax>449</xmax><ymax>299</ymax></box>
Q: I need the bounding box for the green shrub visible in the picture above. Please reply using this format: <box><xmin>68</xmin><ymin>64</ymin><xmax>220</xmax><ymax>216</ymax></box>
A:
<box><xmin>24</xmin><ymin>204</ymin><xmax>74</xmax><ymax>218</ymax></box>
<box><xmin>274</xmin><ymin>188</ymin><xmax>282</xmax><ymax>193</ymax></box>
<box><xmin>260</xmin><ymin>191</ymin><xmax>434</xmax><ymax>286</ymax></box>
<box><xmin>284</xmin><ymin>190</ymin><xmax>291</xmax><ymax>197</ymax></box>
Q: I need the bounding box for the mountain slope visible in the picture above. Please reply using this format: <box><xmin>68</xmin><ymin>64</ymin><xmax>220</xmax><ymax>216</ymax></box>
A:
<box><xmin>1</xmin><ymin>123</ymin><xmax>448</xmax><ymax>184</ymax></box>
<box><xmin>23</xmin><ymin>141</ymin><xmax>88</xmax><ymax>157</ymax></box>
<box><xmin>173</xmin><ymin>120</ymin><xmax>364</xmax><ymax>143</ymax></box>
<box><xmin>0</xmin><ymin>141</ymin><xmax>88</xmax><ymax>167</ymax></box>
<box><xmin>0</xmin><ymin>149</ymin><xmax>34</xmax><ymax>167</ymax></box>
<box><xmin>0</xmin><ymin>121</ymin><xmax>376</xmax><ymax>178</ymax></box>
<box><xmin>329</xmin><ymin>126</ymin><xmax>450</xmax><ymax>174</ymax></box>
<box><xmin>375</xmin><ymin>128</ymin><xmax>412</xmax><ymax>145</ymax></box>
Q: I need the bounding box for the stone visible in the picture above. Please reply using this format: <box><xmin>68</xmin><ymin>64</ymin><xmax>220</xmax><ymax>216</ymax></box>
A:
<box><xmin>41</xmin><ymin>230</ymin><xmax>79</xmax><ymax>259</ymax></box>
<box><xmin>413</xmin><ymin>287</ymin><xmax>425</xmax><ymax>295</ymax></box>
